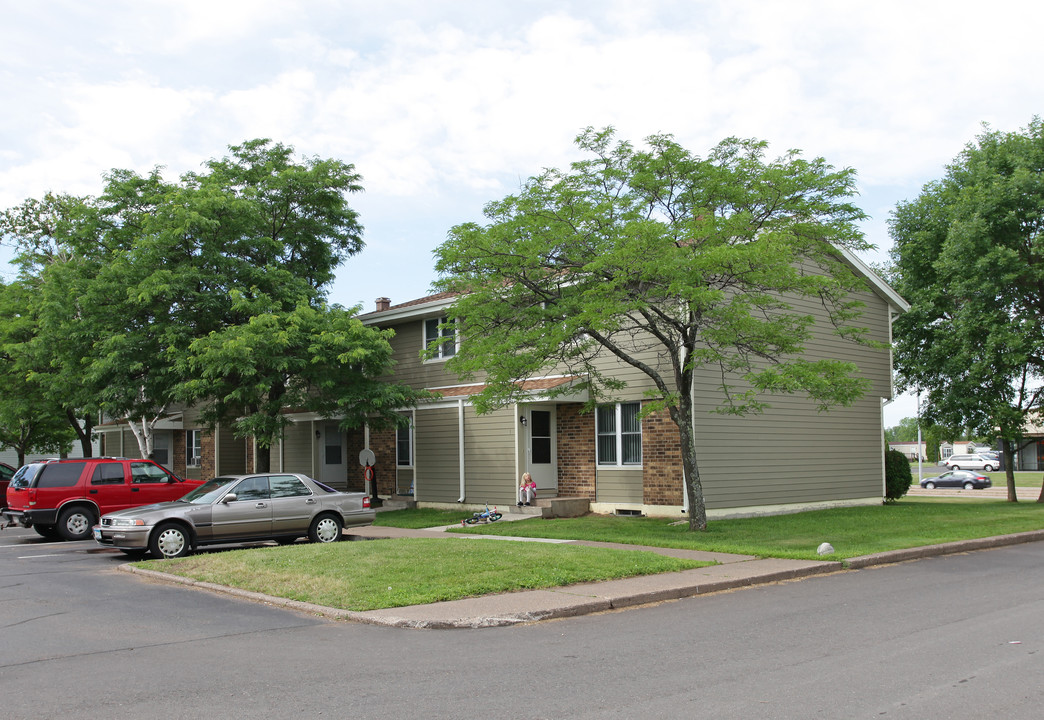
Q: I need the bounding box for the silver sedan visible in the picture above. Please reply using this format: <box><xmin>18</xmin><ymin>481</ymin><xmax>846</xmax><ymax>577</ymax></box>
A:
<box><xmin>93</xmin><ymin>473</ymin><xmax>375</xmax><ymax>559</ymax></box>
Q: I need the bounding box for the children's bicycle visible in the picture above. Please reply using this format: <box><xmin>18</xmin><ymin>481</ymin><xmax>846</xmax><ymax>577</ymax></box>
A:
<box><xmin>463</xmin><ymin>504</ymin><xmax>502</xmax><ymax>524</ymax></box>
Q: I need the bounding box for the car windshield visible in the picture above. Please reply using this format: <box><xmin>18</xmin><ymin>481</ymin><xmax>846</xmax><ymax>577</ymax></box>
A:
<box><xmin>179</xmin><ymin>476</ymin><xmax>241</xmax><ymax>504</ymax></box>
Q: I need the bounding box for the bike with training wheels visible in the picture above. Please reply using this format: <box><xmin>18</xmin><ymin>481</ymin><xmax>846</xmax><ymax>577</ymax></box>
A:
<box><xmin>463</xmin><ymin>504</ymin><xmax>502</xmax><ymax>524</ymax></box>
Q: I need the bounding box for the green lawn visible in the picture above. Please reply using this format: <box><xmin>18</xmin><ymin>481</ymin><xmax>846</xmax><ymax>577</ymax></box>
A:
<box><xmin>135</xmin><ymin>538</ymin><xmax>711</xmax><ymax>611</ymax></box>
<box><xmin>135</xmin><ymin>498</ymin><xmax>1044</xmax><ymax>611</ymax></box>
<box><xmin>449</xmin><ymin>499</ymin><xmax>1044</xmax><ymax>560</ymax></box>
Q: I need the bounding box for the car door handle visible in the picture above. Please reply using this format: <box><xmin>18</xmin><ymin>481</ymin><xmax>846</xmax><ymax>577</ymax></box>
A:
<box><xmin>306</xmin><ymin>498</ymin><xmax>316</xmax><ymax>504</ymax></box>
<box><xmin>131</xmin><ymin>487</ymin><xmax>140</xmax><ymax>492</ymax></box>
<box><xmin>255</xmin><ymin>502</ymin><xmax>267</xmax><ymax>509</ymax></box>
<box><xmin>89</xmin><ymin>489</ymin><xmax>98</xmax><ymax>494</ymax></box>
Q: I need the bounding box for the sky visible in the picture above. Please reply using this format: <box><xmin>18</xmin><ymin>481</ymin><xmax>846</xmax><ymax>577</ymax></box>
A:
<box><xmin>2</xmin><ymin>0</ymin><xmax>1041</xmax><ymax>427</ymax></box>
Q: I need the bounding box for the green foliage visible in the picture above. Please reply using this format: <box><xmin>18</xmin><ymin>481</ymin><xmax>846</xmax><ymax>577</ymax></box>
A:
<box><xmin>885</xmin><ymin>416</ymin><xmax>920</xmax><ymax>443</ymax></box>
<box><xmin>884</xmin><ymin>448</ymin><xmax>913</xmax><ymax>502</ymax></box>
<box><xmin>1</xmin><ymin>140</ymin><xmax>418</xmax><ymax>464</ymax></box>
<box><xmin>434</xmin><ymin>127</ymin><xmax>878</xmax><ymax>530</ymax></box>
<box><xmin>890</xmin><ymin>118</ymin><xmax>1044</xmax><ymax>473</ymax></box>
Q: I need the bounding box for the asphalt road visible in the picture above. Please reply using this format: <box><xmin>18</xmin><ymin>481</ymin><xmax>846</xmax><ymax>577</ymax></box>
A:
<box><xmin>2</xmin><ymin>526</ymin><xmax>1042</xmax><ymax>719</ymax></box>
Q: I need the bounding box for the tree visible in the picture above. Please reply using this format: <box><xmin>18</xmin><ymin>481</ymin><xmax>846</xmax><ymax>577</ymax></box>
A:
<box><xmin>889</xmin><ymin>117</ymin><xmax>1044</xmax><ymax>502</ymax></box>
<box><xmin>179</xmin><ymin>299</ymin><xmax>425</xmax><ymax>472</ymax></box>
<box><xmin>434</xmin><ymin>127</ymin><xmax>877</xmax><ymax>530</ymax></box>
<box><xmin>885</xmin><ymin>416</ymin><xmax>921</xmax><ymax>443</ymax></box>
<box><xmin>0</xmin><ymin>280</ymin><xmax>78</xmax><ymax>464</ymax></box>
<box><xmin>1</xmin><ymin>139</ymin><xmax>394</xmax><ymax>463</ymax></box>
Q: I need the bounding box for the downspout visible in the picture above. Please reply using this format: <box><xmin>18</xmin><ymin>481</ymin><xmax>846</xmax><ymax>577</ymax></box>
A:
<box><xmin>458</xmin><ymin>397</ymin><xmax>466</xmax><ymax>502</ymax></box>
<box><xmin>213</xmin><ymin>424</ymin><xmax>221</xmax><ymax>476</ymax></box>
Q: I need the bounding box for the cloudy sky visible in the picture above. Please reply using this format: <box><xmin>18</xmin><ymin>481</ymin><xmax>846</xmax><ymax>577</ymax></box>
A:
<box><xmin>2</xmin><ymin>0</ymin><xmax>1041</xmax><ymax>425</ymax></box>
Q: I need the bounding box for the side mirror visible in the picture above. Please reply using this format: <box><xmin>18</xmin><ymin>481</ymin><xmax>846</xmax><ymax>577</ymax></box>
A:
<box><xmin>221</xmin><ymin>493</ymin><xmax>238</xmax><ymax>504</ymax></box>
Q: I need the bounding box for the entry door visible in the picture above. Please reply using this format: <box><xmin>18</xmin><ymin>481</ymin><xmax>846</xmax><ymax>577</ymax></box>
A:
<box><xmin>319</xmin><ymin>422</ymin><xmax>346</xmax><ymax>488</ymax></box>
<box><xmin>527</xmin><ymin>406</ymin><xmax>558</xmax><ymax>493</ymax></box>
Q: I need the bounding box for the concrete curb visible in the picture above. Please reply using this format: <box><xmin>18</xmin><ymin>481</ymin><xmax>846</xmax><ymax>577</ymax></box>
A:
<box><xmin>117</xmin><ymin>528</ymin><xmax>1044</xmax><ymax>629</ymax></box>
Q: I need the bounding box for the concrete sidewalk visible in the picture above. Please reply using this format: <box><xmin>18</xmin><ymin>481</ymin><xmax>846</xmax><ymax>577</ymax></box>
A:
<box><xmin>122</xmin><ymin>522</ymin><xmax>1044</xmax><ymax>629</ymax></box>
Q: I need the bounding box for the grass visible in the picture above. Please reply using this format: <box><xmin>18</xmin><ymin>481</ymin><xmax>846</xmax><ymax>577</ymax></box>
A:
<box><xmin>136</xmin><ymin>538</ymin><xmax>711</xmax><ymax>611</ymax></box>
<box><xmin>448</xmin><ymin>499</ymin><xmax>1044</xmax><ymax>560</ymax></box>
<box><xmin>135</xmin><ymin>498</ymin><xmax>1044</xmax><ymax>611</ymax></box>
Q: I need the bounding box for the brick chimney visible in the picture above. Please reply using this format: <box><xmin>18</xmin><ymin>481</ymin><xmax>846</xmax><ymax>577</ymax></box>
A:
<box><xmin>375</xmin><ymin>297</ymin><xmax>391</xmax><ymax>312</ymax></box>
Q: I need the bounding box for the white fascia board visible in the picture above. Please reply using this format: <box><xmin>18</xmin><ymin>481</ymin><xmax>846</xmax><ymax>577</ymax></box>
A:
<box><xmin>360</xmin><ymin>296</ymin><xmax>458</xmax><ymax>326</ymax></box>
<box><xmin>836</xmin><ymin>245</ymin><xmax>911</xmax><ymax>313</ymax></box>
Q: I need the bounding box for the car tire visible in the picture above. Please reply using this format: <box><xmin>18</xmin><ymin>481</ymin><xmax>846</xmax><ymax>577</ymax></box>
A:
<box><xmin>149</xmin><ymin>522</ymin><xmax>191</xmax><ymax>559</ymax></box>
<box><xmin>964</xmin><ymin>482</ymin><xmax>975</xmax><ymax>490</ymax></box>
<box><xmin>950</xmin><ymin>465</ymin><xmax>960</xmax><ymax>470</ymax></box>
<box><xmin>308</xmin><ymin>514</ymin><xmax>343</xmax><ymax>544</ymax></box>
<box><xmin>924</xmin><ymin>482</ymin><xmax>936</xmax><ymax>489</ymax></box>
<box><xmin>983</xmin><ymin>465</ymin><xmax>994</xmax><ymax>472</ymax></box>
<box><xmin>57</xmin><ymin>506</ymin><xmax>96</xmax><ymax>541</ymax></box>
<box><xmin>33</xmin><ymin>524</ymin><xmax>59</xmax><ymax>539</ymax></box>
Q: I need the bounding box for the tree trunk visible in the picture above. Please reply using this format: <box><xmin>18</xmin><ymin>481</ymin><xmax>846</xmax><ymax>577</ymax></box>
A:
<box><xmin>1002</xmin><ymin>437</ymin><xmax>1018</xmax><ymax>502</ymax></box>
<box><xmin>255</xmin><ymin>444</ymin><xmax>271</xmax><ymax>473</ymax></box>
<box><xmin>1037</xmin><ymin>475</ymin><xmax>1044</xmax><ymax>503</ymax></box>
<box><xmin>67</xmin><ymin>409</ymin><xmax>94</xmax><ymax>457</ymax></box>
<box><xmin>671</xmin><ymin>397</ymin><xmax>707</xmax><ymax>531</ymax></box>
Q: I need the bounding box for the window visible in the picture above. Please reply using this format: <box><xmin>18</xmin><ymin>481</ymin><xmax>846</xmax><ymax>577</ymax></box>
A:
<box><xmin>131</xmin><ymin>462</ymin><xmax>170</xmax><ymax>484</ymax></box>
<box><xmin>270</xmin><ymin>475</ymin><xmax>311</xmax><ymax>498</ymax></box>
<box><xmin>424</xmin><ymin>316</ymin><xmax>457</xmax><ymax>360</ymax></box>
<box><xmin>231</xmin><ymin>476</ymin><xmax>269</xmax><ymax>501</ymax></box>
<box><xmin>91</xmin><ymin>462</ymin><xmax>126</xmax><ymax>486</ymax></box>
<box><xmin>397</xmin><ymin>420</ymin><xmax>413</xmax><ymax>467</ymax></box>
<box><xmin>186</xmin><ymin>430</ymin><xmax>203</xmax><ymax>467</ymax></box>
<box><xmin>596</xmin><ymin>402</ymin><xmax>642</xmax><ymax>466</ymax></box>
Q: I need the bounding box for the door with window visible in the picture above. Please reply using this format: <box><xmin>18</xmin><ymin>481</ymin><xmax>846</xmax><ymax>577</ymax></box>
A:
<box><xmin>319</xmin><ymin>422</ymin><xmax>346</xmax><ymax>489</ymax></box>
<box><xmin>526</xmin><ymin>405</ymin><xmax>557</xmax><ymax>493</ymax></box>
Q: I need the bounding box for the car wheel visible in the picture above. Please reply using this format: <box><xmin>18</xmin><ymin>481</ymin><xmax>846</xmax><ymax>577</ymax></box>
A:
<box><xmin>924</xmin><ymin>482</ymin><xmax>936</xmax><ymax>489</ymax></box>
<box><xmin>57</xmin><ymin>506</ymin><xmax>96</xmax><ymax>541</ymax></box>
<box><xmin>33</xmin><ymin>524</ymin><xmax>59</xmax><ymax>539</ymax></box>
<box><xmin>950</xmin><ymin>465</ymin><xmax>960</xmax><ymax>470</ymax></box>
<box><xmin>308</xmin><ymin>514</ymin><xmax>343</xmax><ymax>544</ymax></box>
<box><xmin>964</xmin><ymin>482</ymin><xmax>975</xmax><ymax>490</ymax></box>
<box><xmin>149</xmin><ymin>522</ymin><xmax>191</xmax><ymax>559</ymax></box>
<box><xmin>984</xmin><ymin>465</ymin><xmax>994</xmax><ymax>472</ymax></box>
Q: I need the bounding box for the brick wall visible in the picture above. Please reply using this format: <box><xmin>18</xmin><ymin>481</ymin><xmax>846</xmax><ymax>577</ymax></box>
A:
<box><xmin>201</xmin><ymin>431</ymin><xmax>217</xmax><ymax>481</ymax></box>
<box><xmin>370</xmin><ymin>427</ymin><xmax>397</xmax><ymax>496</ymax></box>
<box><xmin>641</xmin><ymin>404</ymin><xmax>684</xmax><ymax>506</ymax></box>
<box><xmin>557</xmin><ymin>403</ymin><xmax>596</xmax><ymax>499</ymax></box>
<box><xmin>172</xmin><ymin>431</ymin><xmax>187</xmax><ymax>477</ymax></box>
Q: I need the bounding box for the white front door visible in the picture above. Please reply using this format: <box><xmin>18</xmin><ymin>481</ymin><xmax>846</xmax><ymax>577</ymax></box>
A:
<box><xmin>319</xmin><ymin>422</ymin><xmax>347</xmax><ymax>489</ymax></box>
<box><xmin>526</xmin><ymin>406</ymin><xmax>557</xmax><ymax>493</ymax></box>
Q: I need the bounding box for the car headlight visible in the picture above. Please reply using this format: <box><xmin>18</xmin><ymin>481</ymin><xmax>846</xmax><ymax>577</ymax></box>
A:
<box><xmin>109</xmin><ymin>518</ymin><xmax>147</xmax><ymax>527</ymax></box>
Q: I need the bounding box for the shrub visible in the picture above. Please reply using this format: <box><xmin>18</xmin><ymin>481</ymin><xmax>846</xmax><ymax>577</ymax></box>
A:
<box><xmin>884</xmin><ymin>448</ymin><xmax>913</xmax><ymax>502</ymax></box>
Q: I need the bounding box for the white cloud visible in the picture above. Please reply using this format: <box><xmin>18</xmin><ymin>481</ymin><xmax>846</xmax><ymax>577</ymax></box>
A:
<box><xmin>3</xmin><ymin>0</ymin><xmax>1044</xmax><ymax>420</ymax></box>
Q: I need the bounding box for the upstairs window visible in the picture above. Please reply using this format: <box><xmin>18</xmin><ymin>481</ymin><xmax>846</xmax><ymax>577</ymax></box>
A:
<box><xmin>596</xmin><ymin>402</ymin><xmax>642</xmax><ymax>467</ymax></box>
<box><xmin>424</xmin><ymin>316</ymin><xmax>457</xmax><ymax>360</ymax></box>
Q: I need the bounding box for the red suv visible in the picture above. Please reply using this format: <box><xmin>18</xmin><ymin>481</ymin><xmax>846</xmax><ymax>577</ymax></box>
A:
<box><xmin>2</xmin><ymin>457</ymin><xmax>204</xmax><ymax>541</ymax></box>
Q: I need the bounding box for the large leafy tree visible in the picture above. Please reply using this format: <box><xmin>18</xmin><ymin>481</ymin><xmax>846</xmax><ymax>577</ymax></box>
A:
<box><xmin>889</xmin><ymin>117</ymin><xmax>1044</xmax><ymax>502</ymax></box>
<box><xmin>179</xmin><ymin>299</ymin><xmax>425</xmax><ymax>472</ymax></box>
<box><xmin>2</xmin><ymin>139</ymin><xmax>418</xmax><ymax>466</ymax></box>
<box><xmin>434</xmin><ymin>127</ymin><xmax>876</xmax><ymax>530</ymax></box>
<box><xmin>0</xmin><ymin>280</ymin><xmax>78</xmax><ymax>464</ymax></box>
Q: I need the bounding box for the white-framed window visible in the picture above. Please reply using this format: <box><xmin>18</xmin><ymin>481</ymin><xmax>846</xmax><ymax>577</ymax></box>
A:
<box><xmin>396</xmin><ymin>420</ymin><xmax>413</xmax><ymax>467</ymax></box>
<box><xmin>424</xmin><ymin>316</ymin><xmax>457</xmax><ymax>360</ymax></box>
<box><xmin>596</xmin><ymin>402</ymin><xmax>642</xmax><ymax>466</ymax></box>
<box><xmin>186</xmin><ymin>430</ymin><xmax>203</xmax><ymax>468</ymax></box>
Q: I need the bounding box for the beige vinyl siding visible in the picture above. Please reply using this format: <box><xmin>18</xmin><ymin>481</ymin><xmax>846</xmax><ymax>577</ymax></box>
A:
<box><xmin>596</xmin><ymin>468</ymin><xmax>643</xmax><ymax>503</ymax></box>
<box><xmin>463</xmin><ymin>406</ymin><xmax>517</xmax><ymax>505</ymax></box>
<box><xmin>281</xmin><ymin>421</ymin><xmax>313</xmax><ymax>476</ymax></box>
<box><xmin>414</xmin><ymin>406</ymin><xmax>461</xmax><ymax>502</ymax></box>
<box><xmin>690</xmin><ymin>287</ymin><xmax>891</xmax><ymax>509</ymax></box>
<box><xmin>382</xmin><ymin>320</ymin><xmax>477</xmax><ymax>390</ymax></box>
